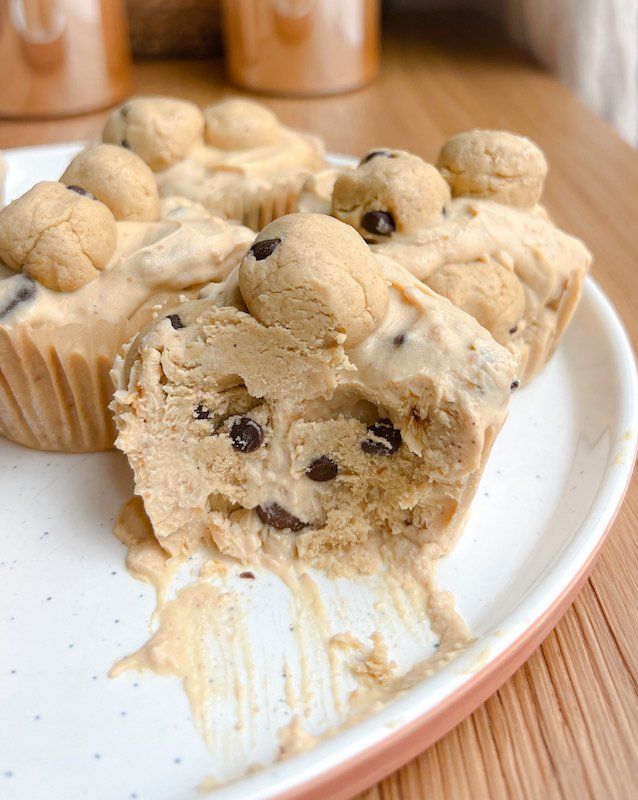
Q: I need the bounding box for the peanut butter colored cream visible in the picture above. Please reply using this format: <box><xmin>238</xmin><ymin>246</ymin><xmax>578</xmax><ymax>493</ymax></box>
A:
<box><xmin>111</xmin><ymin>214</ymin><xmax>516</xmax><ymax>565</ymax></box>
<box><xmin>104</xmin><ymin>97</ymin><xmax>326</xmax><ymax>229</ymax></box>
<box><xmin>305</xmin><ymin>133</ymin><xmax>592</xmax><ymax>384</ymax></box>
<box><xmin>0</xmin><ymin>210</ymin><xmax>254</xmax><ymax>328</ymax></box>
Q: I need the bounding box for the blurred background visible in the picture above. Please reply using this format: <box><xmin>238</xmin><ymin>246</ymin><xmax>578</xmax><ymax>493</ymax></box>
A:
<box><xmin>0</xmin><ymin>0</ymin><xmax>635</xmax><ymax>145</ymax></box>
<box><xmin>125</xmin><ymin>0</ymin><xmax>636</xmax><ymax>145</ymax></box>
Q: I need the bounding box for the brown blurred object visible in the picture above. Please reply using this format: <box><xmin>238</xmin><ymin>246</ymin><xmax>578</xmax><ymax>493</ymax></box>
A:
<box><xmin>222</xmin><ymin>0</ymin><xmax>380</xmax><ymax>96</ymax></box>
<box><xmin>126</xmin><ymin>0</ymin><xmax>222</xmax><ymax>58</ymax></box>
<box><xmin>0</xmin><ymin>0</ymin><xmax>131</xmax><ymax>118</ymax></box>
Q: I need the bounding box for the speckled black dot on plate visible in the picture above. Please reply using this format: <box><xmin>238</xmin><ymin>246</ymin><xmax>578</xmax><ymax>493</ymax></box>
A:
<box><xmin>166</xmin><ymin>313</ymin><xmax>184</xmax><ymax>330</ymax></box>
<box><xmin>256</xmin><ymin>503</ymin><xmax>306</xmax><ymax>531</ymax></box>
<box><xmin>66</xmin><ymin>184</ymin><xmax>96</xmax><ymax>200</ymax></box>
<box><xmin>229</xmin><ymin>417</ymin><xmax>263</xmax><ymax>453</ymax></box>
<box><xmin>361</xmin><ymin>210</ymin><xmax>395</xmax><ymax>236</ymax></box>
<box><xmin>306</xmin><ymin>456</ymin><xmax>338</xmax><ymax>482</ymax></box>
<box><xmin>250</xmin><ymin>237</ymin><xmax>281</xmax><ymax>261</ymax></box>
<box><xmin>361</xmin><ymin>418</ymin><xmax>402</xmax><ymax>456</ymax></box>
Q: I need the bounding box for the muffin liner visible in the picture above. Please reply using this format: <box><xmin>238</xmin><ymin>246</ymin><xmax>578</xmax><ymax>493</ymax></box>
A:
<box><xmin>209</xmin><ymin>173</ymin><xmax>308</xmax><ymax>231</ymax></box>
<box><xmin>0</xmin><ymin>318</ymin><xmax>141</xmax><ymax>452</ymax></box>
<box><xmin>0</xmin><ymin>288</ymin><xmax>202</xmax><ymax>452</ymax></box>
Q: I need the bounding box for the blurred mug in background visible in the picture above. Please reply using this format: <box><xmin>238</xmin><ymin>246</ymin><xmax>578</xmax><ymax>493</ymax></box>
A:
<box><xmin>222</xmin><ymin>0</ymin><xmax>380</xmax><ymax>96</ymax></box>
<box><xmin>0</xmin><ymin>0</ymin><xmax>131</xmax><ymax>118</ymax></box>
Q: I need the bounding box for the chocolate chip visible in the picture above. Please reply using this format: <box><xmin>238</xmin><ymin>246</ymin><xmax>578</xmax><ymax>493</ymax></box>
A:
<box><xmin>66</xmin><ymin>185</ymin><xmax>95</xmax><ymax>200</ymax></box>
<box><xmin>121</xmin><ymin>138</ymin><xmax>131</xmax><ymax>149</ymax></box>
<box><xmin>229</xmin><ymin>417</ymin><xmax>263</xmax><ymax>453</ymax></box>
<box><xmin>511</xmin><ymin>379</ymin><xmax>520</xmax><ymax>391</ymax></box>
<box><xmin>120</xmin><ymin>105</ymin><xmax>129</xmax><ymax>118</ymax></box>
<box><xmin>359</xmin><ymin>149</ymin><xmax>395</xmax><ymax>166</ymax></box>
<box><xmin>361</xmin><ymin>418</ymin><xmax>402</xmax><ymax>456</ymax></box>
<box><xmin>250</xmin><ymin>238</ymin><xmax>280</xmax><ymax>261</ymax></box>
<box><xmin>256</xmin><ymin>503</ymin><xmax>306</xmax><ymax>531</ymax></box>
<box><xmin>393</xmin><ymin>333</ymin><xmax>406</xmax><ymax>347</ymax></box>
<box><xmin>239</xmin><ymin>571</ymin><xmax>255</xmax><ymax>579</ymax></box>
<box><xmin>361</xmin><ymin>211</ymin><xmax>395</xmax><ymax>236</ymax></box>
<box><xmin>509</xmin><ymin>324</ymin><xmax>518</xmax><ymax>334</ymax></box>
<box><xmin>0</xmin><ymin>277</ymin><xmax>36</xmax><ymax>320</ymax></box>
<box><xmin>193</xmin><ymin>405</ymin><xmax>210</xmax><ymax>420</ymax></box>
<box><xmin>306</xmin><ymin>456</ymin><xmax>338</xmax><ymax>482</ymax></box>
<box><xmin>166</xmin><ymin>313</ymin><xmax>184</xmax><ymax>330</ymax></box>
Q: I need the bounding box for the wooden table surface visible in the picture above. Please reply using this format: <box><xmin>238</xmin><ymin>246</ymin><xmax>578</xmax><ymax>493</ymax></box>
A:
<box><xmin>1</xmin><ymin>11</ymin><xmax>636</xmax><ymax>800</ymax></box>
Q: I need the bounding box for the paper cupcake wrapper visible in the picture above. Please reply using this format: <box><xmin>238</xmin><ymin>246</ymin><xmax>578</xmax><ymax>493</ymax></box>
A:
<box><xmin>0</xmin><ymin>318</ymin><xmax>142</xmax><ymax>452</ymax></box>
<box><xmin>209</xmin><ymin>174</ymin><xmax>308</xmax><ymax>231</ymax></box>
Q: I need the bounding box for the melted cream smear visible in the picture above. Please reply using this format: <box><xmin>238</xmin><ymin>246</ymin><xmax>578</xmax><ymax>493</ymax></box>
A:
<box><xmin>111</xmin><ymin>497</ymin><xmax>472</xmax><ymax>785</ymax></box>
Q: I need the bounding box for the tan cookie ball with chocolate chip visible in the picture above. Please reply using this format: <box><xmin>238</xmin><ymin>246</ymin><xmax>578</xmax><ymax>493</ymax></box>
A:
<box><xmin>239</xmin><ymin>213</ymin><xmax>389</xmax><ymax>346</ymax></box>
<box><xmin>103</xmin><ymin>96</ymin><xmax>204</xmax><ymax>171</ymax></box>
<box><xmin>61</xmin><ymin>144</ymin><xmax>159</xmax><ymax>222</ymax></box>
<box><xmin>437</xmin><ymin>130</ymin><xmax>547</xmax><ymax>208</ymax></box>
<box><xmin>427</xmin><ymin>258</ymin><xmax>525</xmax><ymax>344</ymax></box>
<box><xmin>332</xmin><ymin>150</ymin><xmax>451</xmax><ymax>241</ymax></box>
<box><xmin>0</xmin><ymin>181</ymin><xmax>116</xmax><ymax>291</ymax></box>
<box><xmin>203</xmin><ymin>98</ymin><xmax>283</xmax><ymax>150</ymax></box>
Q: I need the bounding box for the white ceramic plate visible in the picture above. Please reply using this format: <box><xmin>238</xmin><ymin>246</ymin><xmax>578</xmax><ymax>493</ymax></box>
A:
<box><xmin>1</xmin><ymin>143</ymin><xmax>636</xmax><ymax>800</ymax></box>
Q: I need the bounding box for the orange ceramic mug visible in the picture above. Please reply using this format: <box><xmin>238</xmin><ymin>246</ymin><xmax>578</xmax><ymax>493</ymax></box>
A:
<box><xmin>0</xmin><ymin>0</ymin><xmax>131</xmax><ymax>118</ymax></box>
<box><xmin>221</xmin><ymin>0</ymin><xmax>380</xmax><ymax>96</ymax></box>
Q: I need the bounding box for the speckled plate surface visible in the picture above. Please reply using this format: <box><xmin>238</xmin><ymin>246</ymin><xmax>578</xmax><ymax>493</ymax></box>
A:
<box><xmin>1</xmin><ymin>143</ymin><xmax>636</xmax><ymax>800</ymax></box>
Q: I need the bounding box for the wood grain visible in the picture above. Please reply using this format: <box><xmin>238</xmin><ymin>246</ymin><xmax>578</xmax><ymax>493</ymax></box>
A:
<box><xmin>0</xmin><ymin>11</ymin><xmax>636</xmax><ymax>799</ymax></box>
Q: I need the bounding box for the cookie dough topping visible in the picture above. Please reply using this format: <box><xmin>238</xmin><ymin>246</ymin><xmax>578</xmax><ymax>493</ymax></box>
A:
<box><xmin>61</xmin><ymin>144</ymin><xmax>160</xmax><ymax>222</ymax></box>
<box><xmin>238</xmin><ymin>213</ymin><xmax>389</xmax><ymax>346</ymax></box>
<box><xmin>332</xmin><ymin>149</ymin><xmax>451</xmax><ymax>241</ymax></box>
<box><xmin>437</xmin><ymin>130</ymin><xmax>547</xmax><ymax>207</ymax></box>
<box><xmin>203</xmin><ymin>98</ymin><xmax>283</xmax><ymax>149</ymax></box>
<box><xmin>0</xmin><ymin>181</ymin><xmax>116</xmax><ymax>291</ymax></box>
<box><xmin>103</xmin><ymin>96</ymin><xmax>204</xmax><ymax>170</ymax></box>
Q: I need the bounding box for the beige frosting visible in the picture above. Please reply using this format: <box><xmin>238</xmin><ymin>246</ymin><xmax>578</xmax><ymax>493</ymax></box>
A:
<box><xmin>111</xmin><ymin>215</ymin><xmax>516</xmax><ymax>566</ymax></box>
<box><xmin>372</xmin><ymin>198</ymin><xmax>590</xmax><ymax>382</ymax></box>
<box><xmin>0</xmin><ymin>151</ymin><xmax>6</xmax><ymax>207</ymax></box>
<box><xmin>61</xmin><ymin>144</ymin><xmax>160</xmax><ymax>222</ymax></box>
<box><xmin>0</xmin><ymin>208</ymin><xmax>253</xmax><ymax>328</ymax></box>
<box><xmin>301</xmin><ymin>135</ymin><xmax>590</xmax><ymax>383</ymax></box>
<box><xmin>104</xmin><ymin>97</ymin><xmax>325</xmax><ymax>223</ymax></box>
<box><xmin>297</xmin><ymin>168</ymin><xmax>346</xmax><ymax>215</ymax></box>
<box><xmin>103</xmin><ymin>96</ymin><xmax>204</xmax><ymax>171</ymax></box>
<box><xmin>239</xmin><ymin>213</ymin><xmax>389</xmax><ymax>346</ymax></box>
<box><xmin>437</xmin><ymin>130</ymin><xmax>547</xmax><ymax>208</ymax></box>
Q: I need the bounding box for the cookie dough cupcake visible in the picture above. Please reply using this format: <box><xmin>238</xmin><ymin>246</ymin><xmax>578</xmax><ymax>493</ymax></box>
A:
<box><xmin>111</xmin><ymin>214</ymin><xmax>516</xmax><ymax>566</ymax></box>
<box><xmin>103</xmin><ymin>96</ymin><xmax>326</xmax><ymax>230</ymax></box>
<box><xmin>330</xmin><ymin>132</ymin><xmax>592</xmax><ymax>384</ymax></box>
<box><xmin>0</xmin><ymin>144</ymin><xmax>253</xmax><ymax>452</ymax></box>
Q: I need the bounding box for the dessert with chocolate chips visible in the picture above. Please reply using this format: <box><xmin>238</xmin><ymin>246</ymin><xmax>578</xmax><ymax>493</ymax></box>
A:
<box><xmin>103</xmin><ymin>96</ymin><xmax>326</xmax><ymax>230</ymax></box>
<box><xmin>0</xmin><ymin>145</ymin><xmax>253</xmax><ymax>452</ymax></box>
<box><xmin>111</xmin><ymin>214</ymin><xmax>516</xmax><ymax>568</ymax></box>
<box><xmin>299</xmin><ymin>131</ymin><xmax>591</xmax><ymax>384</ymax></box>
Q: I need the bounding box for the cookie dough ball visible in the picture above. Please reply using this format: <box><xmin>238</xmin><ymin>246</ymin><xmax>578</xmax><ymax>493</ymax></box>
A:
<box><xmin>427</xmin><ymin>258</ymin><xmax>525</xmax><ymax>343</ymax></box>
<box><xmin>203</xmin><ymin>98</ymin><xmax>283</xmax><ymax>150</ymax></box>
<box><xmin>0</xmin><ymin>182</ymin><xmax>116</xmax><ymax>292</ymax></box>
<box><xmin>437</xmin><ymin>130</ymin><xmax>547</xmax><ymax>208</ymax></box>
<box><xmin>61</xmin><ymin>144</ymin><xmax>159</xmax><ymax>222</ymax></box>
<box><xmin>332</xmin><ymin>150</ymin><xmax>450</xmax><ymax>241</ymax></box>
<box><xmin>103</xmin><ymin>96</ymin><xmax>204</xmax><ymax>171</ymax></box>
<box><xmin>239</xmin><ymin>213</ymin><xmax>389</xmax><ymax>346</ymax></box>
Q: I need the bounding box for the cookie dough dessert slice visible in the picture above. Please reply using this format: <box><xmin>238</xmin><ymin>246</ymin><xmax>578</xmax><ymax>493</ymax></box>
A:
<box><xmin>103</xmin><ymin>96</ymin><xmax>326</xmax><ymax>230</ymax></box>
<box><xmin>0</xmin><ymin>144</ymin><xmax>253</xmax><ymax>452</ymax></box>
<box><xmin>111</xmin><ymin>214</ymin><xmax>516</xmax><ymax>568</ymax></box>
<box><xmin>329</xmin><ymin>132</ymin><xmax>592</xmax><ymax>384</ymax></box>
